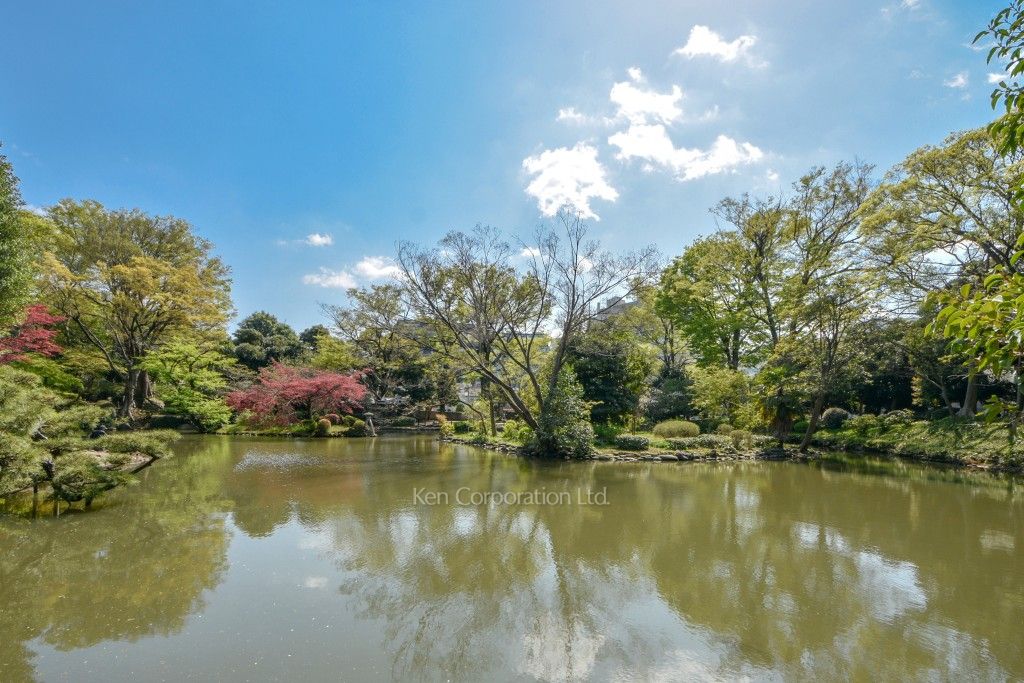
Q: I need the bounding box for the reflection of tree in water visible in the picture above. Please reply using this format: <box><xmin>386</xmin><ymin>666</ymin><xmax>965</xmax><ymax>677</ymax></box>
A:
<box><xmin>284</xmin><ymin>448</ymin><xmax>1024</xmax><ymax>681</ymax></box>
<box><xmin>0</xmin><ymin>437</ymin><xmax>234</xmax><ymax>680</ymax></box>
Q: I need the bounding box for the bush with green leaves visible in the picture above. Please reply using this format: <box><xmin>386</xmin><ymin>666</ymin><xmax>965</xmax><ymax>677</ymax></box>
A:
<box><xmin>526</xmin><ymin>367</ymin><xmax>594</xmax><ymax>459</ymax></box>
<box><xmin>715</xmin><ymin>423</ymin><xmax>734</xmax><ymax>435</ymax></box>
<box><xmin>392</xmin><ymin>415</ymin><xmax>417</xmax><ymax>427</ymax></box>
<box><xmin>881</xmin><ymin>409</ymin><xmax>915</xmax><ymax>428</ymax></box>
<box><xmin>821</xmin><ymin>407</ymin><xmax>852</xmax><ymax>430</ymax></box>
<box><xmin>501</xmin><ymin>419</ymin><xmax>532</xmax><ymax>444</ymax></box>
<box><xmin>315</xmin><ymin>418</ymin><xmax>332</xmax><ymax>436</ymax></box>
<box><xmin>665</xmin><ymin>434</ymin><xmax>732</xmax><ymax>450</ymax></box>
<box><xmin>614</xmin><ymin>434</ymin><xmax>649</xmax><ymax>451</ymax></box>
<box><xmin>652</xmin><ymin>420</ymin><xmax>700</xmax><ymax>438</ymax></box>
<box><xmin>791</xmin><ymin>420</ymin><xmax>809</xmax><ymax>434</ymax></box>
<box><xmin>592</xmin><ymin>422</ymin><xmax>623</xmax><ymax>444</ymax></box>
<box><xmin>453</xmin><ymin>421</ymin><xmax>473</xmax><ymax>434</ymax></box>
<box><xmin>345</xmin><ymin>418</ymin><xmax>369</xmax><ymax>437</ymax></box>
<box><xmin>846</xmin><ymin>414</ymin><xmax>879</xmax><ymax>435</ymax></box>
<box><xmin>730</xmin><ymin>429</ymin><xmax>754</xmax><ymax>450</ymax></box>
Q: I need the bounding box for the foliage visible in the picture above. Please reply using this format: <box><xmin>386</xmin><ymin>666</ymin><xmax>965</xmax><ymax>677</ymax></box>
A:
<box><xmin>500</xmin><ymin>419</ymin><xmax>533</xmax><ymax>444</ymax></box>
<box><xmin>232</xmin><ymin>311</ymin><xmax>304</xmax><ymax>370</ymax></box>
<box><xmin>0</xmin><ymin>148</ymin><xmax>44</xmax><ymax>328</ymax></box>
<box><xmin>641</xmin><ymin>368</ymin><xmax>693</xmax><ymax>423</ymax></box>
<box><xmin>881</xmin><ymin>409</ymin><xmax>915</xmax><ymax>427</ymax></box>
<box><xmin>652</xmin><ymin>420</ymin><xmax>700</xmax><ymax>438</ymax></box>
<box><xmin>437</xmin><ymin>414</ymin><xmax>455</xmax><ymax>437</ymax></box>
<box><xmin>0</xmin><ymin>305</ymin><xmax>64</xmax><ymax>364</ymax></box>
<box><xmin>391</xmin><ymin>416</ymin><xmax>417</xmax><ymax>427</ymax></box>
<box><xmin>42</xmin><ymin>199</ymin><xmax>232</xmax><ymax>417</ymax></box>
<box><xmin>846</xmin><ymin>414</ymin><xmax>879</xmax><ymax>436</ymax></box>
<box><xmin>226</xmin><ymin>362</ymin><xmax>366</xmax><ymax>427</ymax></box>
<box><xmin>665</xmin><ymin>434</ymin><xmax>732</xmax><ymax>450</ymax></box>
<box><xmin>977</xmin><ymin>0</ymin><xmax>1024</xmax><ymax>156</ymax></box>
<box><xmin>315</xmin><ymin>418</ymin><xmax>332</xmax><ymax>436</ymax></box>
<box><xmin>140</xmin><ymin>337</ymin><xmax>235</xmax><ymax>432</ymax></box>
<box><xmin>526</xmin><ymin>366</ymin><xmax>595</xmax><ymax>459</ymax></box>
<box><xmin>691</xmin><ymin>366</ymin><xmax>754</xmax><ymax>427</ymax></box>
<box><xmin>821</xmin><ymin>407</ymin><xmax>852</xmax><ymax>430</ymax></box>
<box><xmin>591</xmin><ymin>421</ymin><xmax>623</xmax><ymax>444</ymax></box>
<box><xmin>730</xmin><ymin>429</ymin><xmax>754</xmax><ymax>450</ymax></box>
<box><xmin>715</xmin><ymin>423</ymin><xmax>734</xmax><ymax>435</ymax></box>
<box><xmin>791</xmin><ymin>420</ymin><xmax>809</xmax><ymax>434</ymax></box>
<box><xmin>453</xmin><ymin>420</ymin><xmax>473</xmax><ymax>434</ymax></box>
<box><xmin>614</xmin><ymin>434</ymin><xmax>649</xmax><ymax>451</ymax></box>
<box><xmin>567</xmin><ymin>323</ymin><xmax>652</xmax><ymax>424</ymax></box>
<box><xmin>345</xmin><ymin>418</ymin><xmax>369</xmax><ymax>437</ymax></box>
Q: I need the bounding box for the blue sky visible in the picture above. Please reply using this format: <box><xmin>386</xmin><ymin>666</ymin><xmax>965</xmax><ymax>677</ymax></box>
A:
<box><xmin>0</xmin><ymin>0</ymin><xmax>1008</xmax><ymax>331</ymax></box>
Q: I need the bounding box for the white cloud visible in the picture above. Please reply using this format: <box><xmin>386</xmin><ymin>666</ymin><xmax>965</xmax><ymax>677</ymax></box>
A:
<box><xmin>609</xmin><ymin>68</ymin><xmax>683</xmax><ymax>124</ymax></box>
<box><xmin>522</xmin><ymin>143</ymin><xmax>619</xmax><ymax>219</ymax></box>
<box><xmin>989</xmin><ymin>72</ymin><xmax>1007</xmax><ymax>84</ymax></box>
<box><xmin>557</xmin><ymin>107</ymin><xmax>588</xmax><ymax>124</ymax></box>
<box><xmin>609</xmin><ymin>125</ymin><xmax>763</xmax><ymax>181</ymax></box>
<box><xmin>354</xmin><ymin>256</ymin><xmax>403</xmax><ymax>280</ymax></box>
<box><xmin>944</xmin><ymin>71</ymin><xmax>968</xmax><ymax>88</ymax></box>
<box><xmin>766</xmin><ymin>169</ymin><xmax>780</xmax><ymax>182</ymax></box>
<box><xmin>901</xmin><ymin>0</ymin><xmax>920</xmax><ymax>7</ymax></box>
<box><xmin>302</xmin><ymin>268</ymin><xmax>356</xmax><ymax>289</ymax></box>
<box><xmin>305</xmin><ymin>232</ymin><xmax>334</xmax><ymax>246</ymax></box>
<box><xmin>674</xmin><ymin>25</ymin><xmax>758</xmax><ymax>64</ymax></box>
<box><xmin>520</xmin><ymin>246</ymin><xmax>541</xmax><ymax>259</ymax></box>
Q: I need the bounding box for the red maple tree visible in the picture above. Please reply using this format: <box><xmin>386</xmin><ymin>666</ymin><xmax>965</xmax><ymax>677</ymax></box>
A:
<box><xmin>0</xmin><ymin>304</ymin><xmax>65</xmax><ymax>364</ymax></box>
<box><xmin>226</xmin><ymin>362</ymin><xmax>367</xmax><ymax>425</ymax></box>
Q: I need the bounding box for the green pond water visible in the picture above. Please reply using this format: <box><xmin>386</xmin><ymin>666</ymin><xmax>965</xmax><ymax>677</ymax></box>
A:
<box><xmin>1</xmin><ymin>435</ymin><xmax>1023</xmax><ymax>682</ymax></box>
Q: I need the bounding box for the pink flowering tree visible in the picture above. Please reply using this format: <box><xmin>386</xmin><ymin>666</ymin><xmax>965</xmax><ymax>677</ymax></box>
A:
<box><xmin>0</xmin><ymin>304</ymin><xmax>64</xmax><ymax>364</ymax></box>
<box><xmin>226</xmin><ymin>362</ymin><xmax>367</xmax><ymax>426</ymax></box>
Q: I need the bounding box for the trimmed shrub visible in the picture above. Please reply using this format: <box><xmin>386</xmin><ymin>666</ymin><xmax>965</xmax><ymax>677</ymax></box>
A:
<box><xmin>652</xmin><ymin>420</ymin><xmax>700</xmax><ymax>438</ymax></box>
<box><xmin>821</xmin><ymin>407</ymin><xmax>851</xmax><ymax>430</ymax></box>
<box><xmin>341</xmin><ymin>414</ymin><xmax>357</xmax><ymax>427</ymax></box>
<box><xmin>501</xmin><ymin>419</ymin><xmax>532</xmax><ymax>444</ymax></box>
<box><xmin>392</xmin><ymin>416</ymin><xmax>417</xmax><ymax>427</ymax></box>
<box><xmin>715</xmin><ymin>423</ymin><xmax>734</xmax><ymax>435</ymax></box>
<box><xmin>730</xmin><ymin>428</ymin><xmax>753</xmax><ymax>450</ymax></box>
<box><xmin>791</xmin><ymin>420</ymin><xmax>809</xmax><ymax>434</ymax></box>
<box><xmin>437</xmin><ymin>415</ymin><xmax>455</xmax><ymax>437</ymax></box>
<box><xmin>345</xmin><ymin>418</ymin><xmax>368</xmax><ymax>437</ymax></box>
<box><xmin>453</xmin><ymin>421</ymin><xmax>473</xmax><ymax>434</ymax></box>
<box><xmin>324</xmin><ymin>413</ymin><xmax>341</xmax><ymax>425</ymax></box>
<box><xmin>666</xmin><ymin>434</ymin><xmax>731</xmax><ymax>450</ymax></box>
<box><xmin>315</xmin><ymin>418</ymin><xmax>332</xmax><ymax>436</ymax></box>
<box><xmin>846</xmin><ymin>414</ymin><xmax>879</xmax><ymax>435</ymax></box>
<box><xmin>881</xmin><ymin>409</ymin><xmax>914</xmax><ymax>427</ymax></box>
<box><xmin>615</xmin><ymin>434</ymin><xmax>650</xmax><ymax>451</ymax></box>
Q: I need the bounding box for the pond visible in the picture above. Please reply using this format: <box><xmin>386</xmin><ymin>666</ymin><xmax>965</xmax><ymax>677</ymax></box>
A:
<box><xmin>1</xmin><ymin>435</ymin><xmax>1022</xmax><ymax>681</ymax></box>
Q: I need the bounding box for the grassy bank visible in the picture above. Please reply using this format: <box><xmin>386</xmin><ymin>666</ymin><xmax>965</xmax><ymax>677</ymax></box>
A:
<box><xmin>803</xmin><ymin>417</ymin><xmax>1023</xmax><ymax>470</ymax></box>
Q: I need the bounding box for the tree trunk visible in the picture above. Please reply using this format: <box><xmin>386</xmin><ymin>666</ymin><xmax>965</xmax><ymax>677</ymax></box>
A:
<box><xmin>958</xmin><ymin>371</ymin><xmax>979</xmax><ymax>417</ymax></box>
<box><xmin>119</xmin><ymin>368</ymin><xmax>139</xmax><ymax>418</ymax></box>
<box><xmin>799</xmin><ymin>394</ymin><xmax>826</xmax><ymax>453</ymax></box>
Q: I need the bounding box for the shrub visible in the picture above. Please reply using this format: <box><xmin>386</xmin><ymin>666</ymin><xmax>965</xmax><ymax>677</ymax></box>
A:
<box><xmin>453</xmin><ymin>421</ymin><xmax>473</xmax><ymax>434</ymax></box>
<box><xmin>345</xmin><ymin>418</ymin><xmax>368</xmax><ymax>437</ymax></box>
<box><xmin>324</xmin><ymin>413</ymin><xmax>341</xmax><ymax>425</ymax></box>
<box><xmin>791</xmin><ymin>420</ymin><xmax>809</xmax><ymax>434</ymax></box>
<box><xmin>666</xmin><ymin>434</ymin><xmax>731</xmax><ymax>450</ymax></box>
<box><xmin>821</xmin><ymin>407</ymin><xmax>851</xmax><ymax>430</ymax></box>
<box><xmin>846</xmin><ymin>414</ymin><xmax>879</xmax><ymax>435</ymax></box>
<box><xmin>341</xmin><ymin>414</ymin><xmax>357</xmax><ymax>427</ymax></box>
<box><xmin>501</xmin><ymin>419</ymin><xmax>532</xmax><ymax>444</ymax></box>
<box><xmin>615</xmin><ymin>434</ymin><xmax>650</xmax><ymax>451</ymax></box>
<box><xmin>715</xmin><ymin>423</ymin><xmax>734</xmax><ymax>435</ymax></box>
<box><xmin>652</xmin><ymin>420</ymin><xmax>700</xmax><ymax>438</ymax></box>
<box><xmin>730</xmin><ymin>428</ymin><xmax>754</xmax><ymax>450</ymax></box>
<box><xmin>881</xmin><ymin>409</ymin><xmax>914</xmax><ymax>427</ymax></box>
<box><xmin>526</xmin><ymin>366</ymin><xmax>594</xmax><ymax>459</ymax></box>
<box><xmin>315</xmin><ymin>418</ymin><xmax>332</xmax><ymax>436</ymax></box>
<box><xmin>592</xmin><ymin>421</ymin><xmax>624</xmax><ymax>444</ymax></box>
<box><xmin>392</xmin><ymin>415</ymin><xmax>417</xmax><ymax>427</ymax></box>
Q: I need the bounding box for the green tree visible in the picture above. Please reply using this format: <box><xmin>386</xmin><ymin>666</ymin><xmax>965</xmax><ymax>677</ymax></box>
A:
<box><xmin>232</xmin><ymin>311</ymin><xmax>303</xmax><ymax>370</ymax></box>
<box><xmin>0</xmin><ymin>146</ymin><xmax>51</xmax><ymax>327</ymax></box>
<box><xmin>140</xmin><ymin>337</ymin><xmax>235</xmax><ymax>431</ymax></box>
<box><xmin>42</xmin><ymin>200</ymin><xmax>232</xmax><ymax>417</ymax></box>
<box><xmin>567</xmin><ymin>323</ymin><xmax>652</xmax><ymax>426</ymax></box>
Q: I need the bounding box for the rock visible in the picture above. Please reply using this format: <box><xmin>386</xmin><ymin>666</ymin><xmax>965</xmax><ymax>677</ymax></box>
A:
<box><xmin>659</xmin><ymin>454</ymin><xmax>678</xmax><ymax>461</ymax></box>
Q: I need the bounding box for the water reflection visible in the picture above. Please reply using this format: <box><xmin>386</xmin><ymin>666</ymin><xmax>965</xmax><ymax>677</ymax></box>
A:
<box><xmin>0</xmin><ymin>436</ymin><xmax>1021</xmax><ymax>681</ymax></box>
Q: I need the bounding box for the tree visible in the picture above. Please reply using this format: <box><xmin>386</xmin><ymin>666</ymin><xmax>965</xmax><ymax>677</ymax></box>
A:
<box><xmin>0</xmin><ymin>305</ymin><xmax>64</xmax><ymax>364</ymax></box>
<box><xmin>299</xmin><ymin>324</ymin><xmax>330</xmax><ymax>353</ymax></box>
<box><xmin>567</xmin><ymin>322</ymin><xmax>652</xmax><ymax>426</ymax></box>
<box><xmin>322</xmin><ymin>284</ymin><xmax>427</xmax><ymax>404</ymax></box>
<box><xmin>232</xmin><ymin>311</ymin><xmax>303</xmax><ymax>370</ymax></box>
<box><xmin>859</xmin><ymin>128</ymin><xmax>1024</xmax><ymax>415</ymax></box>
<box><xmin>42</xmin><ymin>200</ymin><xmax>232</xmax><ymax>417</ymax></box>
<box><xmin>0</xmin><ymin>147</ymin><xmax>49</xmax><ymax>328</ymax></box>
<box><xmin>397</xmin><ymin>214</ymin><xmax>657</xmax><ymax>456</ymax></box>
<box><xmin>977</xmin><ymin>0</ymin><xmax>1024</xmax><ymax>156</ymax></box>
<box><xmin>226</xmin><ymin>363</ymin><xmax>367</xmax><ymax>426</ymax></box>
<box><xmin>139</xmin><ymin>337</ymin><xmax>236</xmax><ymax>432</ymax></box>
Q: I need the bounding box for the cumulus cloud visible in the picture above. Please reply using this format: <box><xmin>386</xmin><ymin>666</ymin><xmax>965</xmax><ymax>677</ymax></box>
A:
<box><xmin>302</xmin><ymin>268</ymin><xmax>356</xmax><ymax>289</ymax></box>
<box><xmin>989</xmin><ymin>72</ymin><xmax>1007</xmax><ymax>84</ymax></box>
<box><xmin>901</xmin><ymin>0</ymin><xmax>920</xmax><ymax>7</ymax></box>
<box><xmin>557</xmin><ymin>107</ymin><xmax>588</xmax><ymax>124</ymax></box>
<box><xmin>944</xmin><ymin>72</ymin><xmax>968</xmax><ymax>88</ymax></box>
<box><xmin>609</xmin><ymin>68</ymin><xmax>683</xmax><ymax>124</ymax></box>
<box><xmin>674</xmin><ymin>25</ymin><xmax>759</xmax><ymax>64</ymax></box>
<box><xmin>354</xmin><ymin>256</ymin><xmax>403</xmax><ymax>279</ymax></box>
<box><xmin>609</xmin><ymin>125</ymin><xmax>763</xmax><ymax>181</ymax></box>
<box><xmin>520</xmin><ymin>246</ymin><xmax>541</xmax><ymax>259</ymax></box>
<box><xmin>522</xmin><ymin>143</ymin><xmax>618</xmax><ymax>219</ymax></box>
<box><xmin>305</xmin><ymin>232</ymin><xmax>334</xmax><ymax>246</ymax></box>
